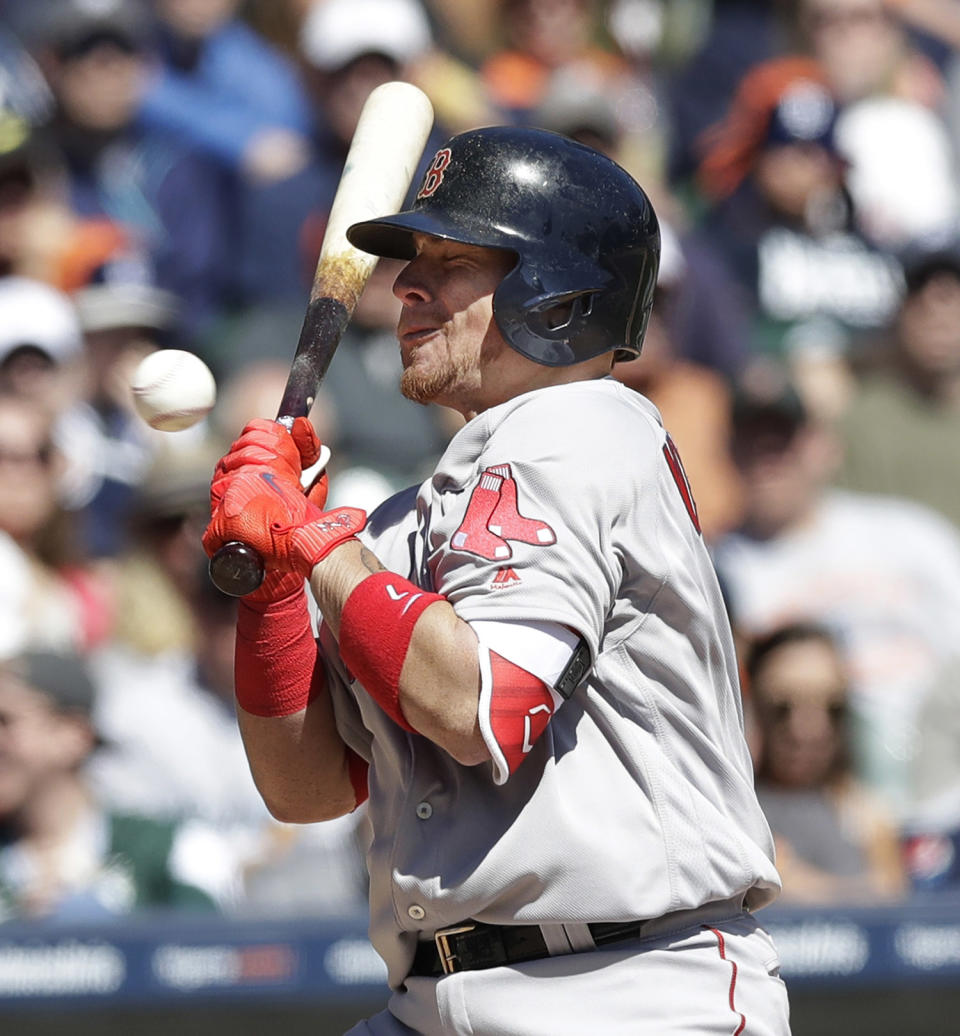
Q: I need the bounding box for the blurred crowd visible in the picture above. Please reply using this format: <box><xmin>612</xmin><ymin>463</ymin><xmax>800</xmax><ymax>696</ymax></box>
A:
<box><xmin>1</xmin><ymin>0</ymin><xmax>960</xmax><ymax>924</ymax></box>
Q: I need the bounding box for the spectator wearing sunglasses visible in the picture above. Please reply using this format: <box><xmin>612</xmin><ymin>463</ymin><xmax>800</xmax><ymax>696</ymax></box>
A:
<box><xmin>0</xmin><ymin>389</ymin><xmax>117</xmax><ymax>658</ymax></box>
<box><xmin>713</xmin><ymin>367</ymin><xmax>960</xmax><ymax>817</ymax></box>
<box><xmin>747</xmin><ymin>621</ymin><xmax>906</xmax><ymax>904</ymax></box>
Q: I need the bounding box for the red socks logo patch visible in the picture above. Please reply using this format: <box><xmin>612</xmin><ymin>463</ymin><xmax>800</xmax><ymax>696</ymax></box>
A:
<box><xmin>451</xmin><ymin>464</ymin><xmax>556</xmax><ymax>561</ymax></box>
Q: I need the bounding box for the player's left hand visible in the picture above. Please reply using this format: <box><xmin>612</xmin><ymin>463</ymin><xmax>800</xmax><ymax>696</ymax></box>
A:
<box><xmin>203</xmin><ymin>467</ymin><xmax>366</xmax><ymax>578</ymax></box>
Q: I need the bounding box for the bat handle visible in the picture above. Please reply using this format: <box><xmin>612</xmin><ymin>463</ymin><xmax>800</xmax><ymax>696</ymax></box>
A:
<box><xmin>207</xmin><ymin>414</ymin><xmax>300</xmax><ymax>598</ymax></box>
<box><xmin>209</xmin><ymin>541</ymin><xmax>266</xmax><ymax>597</ymax></box>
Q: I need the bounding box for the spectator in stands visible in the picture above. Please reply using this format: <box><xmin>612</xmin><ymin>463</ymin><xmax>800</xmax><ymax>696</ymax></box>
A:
<box><xmin>712</xmin><ymin>365</ymin><xmax>960</xmax><ymax>816</ymax></box>
<box><xmin>0</xmin><ymin>276</ymin><xmax>83</xmax><ymax>414</ymax></box>
<box><xmin>796</xmin><ymin>0</ymin><xmax>944</xmax><ymax>107</ymax></box>
<box><xmin>101</xmin><ymin>439</ymin><xmax>223</xmax><ymax>661</ymax></box>
<box><xmin>529</xmin><ymin>9</ymin><xmax>667</xmax><ymax>191</ymax></box>
<box><xmin>0</xmin><ymin>18</ymin><xmax>54</xmax><ymax>127</ymax></box>
<box><xmin>909</xmin><ymin>655</ymin><xmax>960</xmax><ymax>840</ymax></box>
<box><xmin>203</xmin><ymin>0</ymin><xmax>442</xmax><ymax>342</ymax></box>
<box><xmin>88</xmin><ymin>472</ymin><xmax>370</xmax><ymax>916</ymax></box>
<box><xmin>747</xmin><ymin>622</ymin><xmax>906</xmax><ymax>904</ymax></box>
<box><xmin>90</xmin><ymin>452</ymin><xmax>265</xmax><ymax>825</ymax></box>
<box><xmin>836</xmin><ymin>235</ymin><xmax>960</xmax><ymax>530</ymax></box>
<box><xmin>31</xmin><ymin>0</ymin><xmax>231</xmax><ymax>340</ymax></box>
<box><xmin>0</xmin><ymin>101</ymin><xmax>166</xmax><ymax>313</ymax></box>
<box><xmin>533</xmin><ymin>70</ymin><xmax>624</xmax><ymax>160</ymax></box>
<box><xmin>613</xmin><ymin>223</ymin><xmax>745</xmax><ymax>541</ymax></box>
<box><xmin>834</xmin><ymin>95</ymin><xmax>960</xmax><ymax>252</ymax></box>
<box><xmin>481</xmin><ymin>0</ymin><xmax>629</xmax><ymax>123</ymax></box>
<box><xmin>695</xmin><ymin>56</ymin><xmax>902</xmax><ymax>361</ymax></box>
<box><xmin>664</xmin><ymin>0</ymin><xmax>786</xmax><ymax>184</ymax></box>
<box><xmin>138</xmin><ymin>0</ymin><xmax>315</xmax><ymax>309</ymax></box>
<box><xmin>88</xmin><ymin>567</ymin><xmax>277</xmax><ymax>910</ymax></box>
<box><xmin>0</xmin><ymin>106</ymin><xmax>60</xmax><ymax>283</ymax></box>
<box><xmin>796</xmin><ymin>0</ymin><xmax>960</xmax><ymax>249</ymax></box>
<box><xmin>140</xmin><ymin>0</ymin><xmax>312</xmax><ymax>182</ymax></box>
<box><xmin>57</xmin><ymin>259</ymin><xmax>180</xmax><ymax>560</ymax></box>
<box><xmin>533</xmin><ymin>73</ymin><xmax>751</xmax><ymax>381</ymax></box>
<box><xmin>0</xmin><ymin>649</ymin><xmax>215</xmax><ymax>921</ymax></box>
<box><xmin>297</xmin><ymin>0</ymin><xmax>438</xmax><ymax>206</ymax></box>
<box><xmin>96</xmin><ymin>574</ymin><xmax>253</xmax><ymax>822</ymax></box>
<box><xmin>0</xmin><ymin>388</ymin><xmax>110</xmax><ymax>658</ymax></box>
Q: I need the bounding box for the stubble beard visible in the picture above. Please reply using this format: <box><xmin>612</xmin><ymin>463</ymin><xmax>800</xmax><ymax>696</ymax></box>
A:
<box><xmin>399</xmin><ymin>352</ymin><xmax>473</xmax><ymax>406</ymax></box>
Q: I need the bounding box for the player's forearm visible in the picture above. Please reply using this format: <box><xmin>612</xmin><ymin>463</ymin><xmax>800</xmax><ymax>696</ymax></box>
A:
<box><xmin>396</xmin><ymin>600</ymin><xmax>488</xmax><ymax>764</ymax></box>
<box><xmin>233</xmin><ymin>587</ymin><xmax>358</xmax><ymax>822</ymax></box>
<box><xmin>310</xmin><ymin>541</ymin><xmax>490</xmax><ymax>765</ymax></box>
<box><xmin>237</xmin><ymin>698</ymin><xmax>358</xmax><ymax>822</ymax></box>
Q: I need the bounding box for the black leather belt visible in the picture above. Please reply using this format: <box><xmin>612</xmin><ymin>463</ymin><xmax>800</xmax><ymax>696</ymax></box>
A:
<box><xmin>410</xmin><ymin>918</ymin><xmax>655</xmax><ymax>977</ymax></box>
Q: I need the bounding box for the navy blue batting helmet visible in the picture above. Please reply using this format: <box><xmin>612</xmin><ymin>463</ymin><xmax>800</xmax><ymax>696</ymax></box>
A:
<box><xmin>346</xmin><ymin>126</ymin><xmax>661</xmax><ymax>367</ymax></box>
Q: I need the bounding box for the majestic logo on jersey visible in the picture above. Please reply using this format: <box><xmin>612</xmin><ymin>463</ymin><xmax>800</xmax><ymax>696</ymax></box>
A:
<box><xmin>451</xmin><ymin>464</ymin><xmax>556</xmax><ymax>562</ymax></box>
<box><xmin>417</xmin><ymin>148</ymin><xmax>452</xmax><ymax>199</ymax></box>
<box><xmin>491</xmin><ymin>566</ymin><xmax>521</xmax><ymax>588</ymax></box>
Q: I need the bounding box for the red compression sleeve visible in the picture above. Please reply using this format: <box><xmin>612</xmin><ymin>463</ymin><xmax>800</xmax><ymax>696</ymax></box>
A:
<box><xmin>338</xmin><ymin>572</ymin><xmax>445</xmax><ymax>732</ymax></box>
<box><xmin>235</xmin><ymin>586</ymin><xmax>324</xmax><ymax>717</ymax></box>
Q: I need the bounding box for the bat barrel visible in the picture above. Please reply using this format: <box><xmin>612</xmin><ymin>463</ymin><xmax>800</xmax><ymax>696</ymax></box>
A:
<box><xmin>277</xmin><ymin>294</ymin><xmax>353</xmax><ymax>418</ymax></box>
<box><xmin>208</xmin><ymin>295</ymin><xmax>354</xmax><ymax>598</ymax></box>
<box><xmin>206</xmin><ymin>80</ymin><xmax>435</xmax><ymax>599</ymax></box>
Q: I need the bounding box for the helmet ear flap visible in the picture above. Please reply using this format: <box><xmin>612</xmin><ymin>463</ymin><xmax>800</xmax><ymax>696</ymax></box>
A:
<box><xmin>615</xmin><ymin>302</ymin><xmax>653</xmax><ymax>362</ymax></box>
<box><xmin>493</xmin><ymin>267</ymin><xmax>608</xmax><ymax>367</ymax></box>
<box><xmin>535</xmin><ymin>292</ymin><xmax>595</xmax><ymax>333</ymax></box>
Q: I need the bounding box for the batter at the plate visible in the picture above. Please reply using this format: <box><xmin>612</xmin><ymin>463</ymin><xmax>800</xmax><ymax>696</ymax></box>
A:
<box><xmin>203</xmin><ymin>126</ymin><xmax>791</xmax><ymax>1035</ymax></box>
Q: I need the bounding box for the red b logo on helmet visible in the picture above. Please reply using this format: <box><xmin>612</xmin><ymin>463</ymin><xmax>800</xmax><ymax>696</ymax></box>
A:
<box><xmin>417</xmin><ymin>148</ymin><xmax>451</xmax><ymax>199</ymax></box>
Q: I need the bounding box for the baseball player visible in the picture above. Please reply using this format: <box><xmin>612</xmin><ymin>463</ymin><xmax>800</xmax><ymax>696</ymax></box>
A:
<box><xmin>203</xmin><ymin>127</ymin><xmax>790</xmax><ymax>1034</ymax></box>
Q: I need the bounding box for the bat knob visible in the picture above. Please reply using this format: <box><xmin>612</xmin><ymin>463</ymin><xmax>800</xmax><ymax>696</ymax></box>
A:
<box><xmin>209</xmin><ymin>541</ymin><xmax>265</xmax><ymax>597</ymax></box>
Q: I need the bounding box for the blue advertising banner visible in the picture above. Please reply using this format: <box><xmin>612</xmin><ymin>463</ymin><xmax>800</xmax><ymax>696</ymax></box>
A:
<box><xmin>3</xmin><ymin>896</ymin><xmax>960</xmax><ymax>1008</ymax></box>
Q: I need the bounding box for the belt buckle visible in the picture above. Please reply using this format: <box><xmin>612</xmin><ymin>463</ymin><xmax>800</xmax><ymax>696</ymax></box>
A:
<box><xmin>434</xmin><ymin>922</ymin><xmax>477</xmax><ymax>975</ymax></box>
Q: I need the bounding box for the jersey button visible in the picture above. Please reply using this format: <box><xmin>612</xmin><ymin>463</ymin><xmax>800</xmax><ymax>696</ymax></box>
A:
<box><xmin>407</xmin><ymin>904</ymin><xmax>426</xmax><ymax>921</ymax></box>
<box><xmin>416</xmin><ymin>801</ymin><xmax>433</xmax><ymax>820</ymax></box>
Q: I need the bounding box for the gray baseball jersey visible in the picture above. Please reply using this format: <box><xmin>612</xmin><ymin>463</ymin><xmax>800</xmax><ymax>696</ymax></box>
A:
<box><xmin>320</xmin><ymin>377</ymin><xmax>780</xmax><ymax>989</ymax></box>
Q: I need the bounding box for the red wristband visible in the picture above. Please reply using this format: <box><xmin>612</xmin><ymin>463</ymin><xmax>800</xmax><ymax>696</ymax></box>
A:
<box><xmin>338</xmin><ymin>572</ymin><xmax>445</xmax><ymax>731</ymax></box>
<box><xmin>235</xmin><ymin>585</ymin><xmax>324</xmax><ymax>717</ymax></box>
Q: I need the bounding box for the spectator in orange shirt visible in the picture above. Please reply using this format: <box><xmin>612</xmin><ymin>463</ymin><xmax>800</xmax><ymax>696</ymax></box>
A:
<box><xmin>482</xmin><ymin>0</ymin><xmax>629</xmax><ymax>121</ymax></box>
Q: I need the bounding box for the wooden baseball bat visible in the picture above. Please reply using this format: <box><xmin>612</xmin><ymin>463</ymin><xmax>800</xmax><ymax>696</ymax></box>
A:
<box><xmin>209</xmin><ymin>81</ymin><xmax>434</xmax><ymax>596</ymax></box>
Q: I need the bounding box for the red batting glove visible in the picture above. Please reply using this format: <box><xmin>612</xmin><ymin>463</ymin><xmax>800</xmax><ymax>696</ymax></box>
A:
<box><xmin>203</xmin><ymin>468</ymin><xmax>365</xmax><ymax>578</ymax></box>
<box><xmin>211</xmin><ymin>416</ymin><xmax>329</xmax><ymax>514</ymax></box>
<box><xmin>209</xmin><ymin>417</ymin><xmax>330</xmax><ymax>601</ymax></box>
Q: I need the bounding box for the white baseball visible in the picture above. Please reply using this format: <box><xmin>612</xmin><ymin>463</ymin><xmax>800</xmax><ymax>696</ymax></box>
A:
<box><xmin>130</xmin><ymin>349</ymin><xmax>217</xmax><ymax>432</ymax></box>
